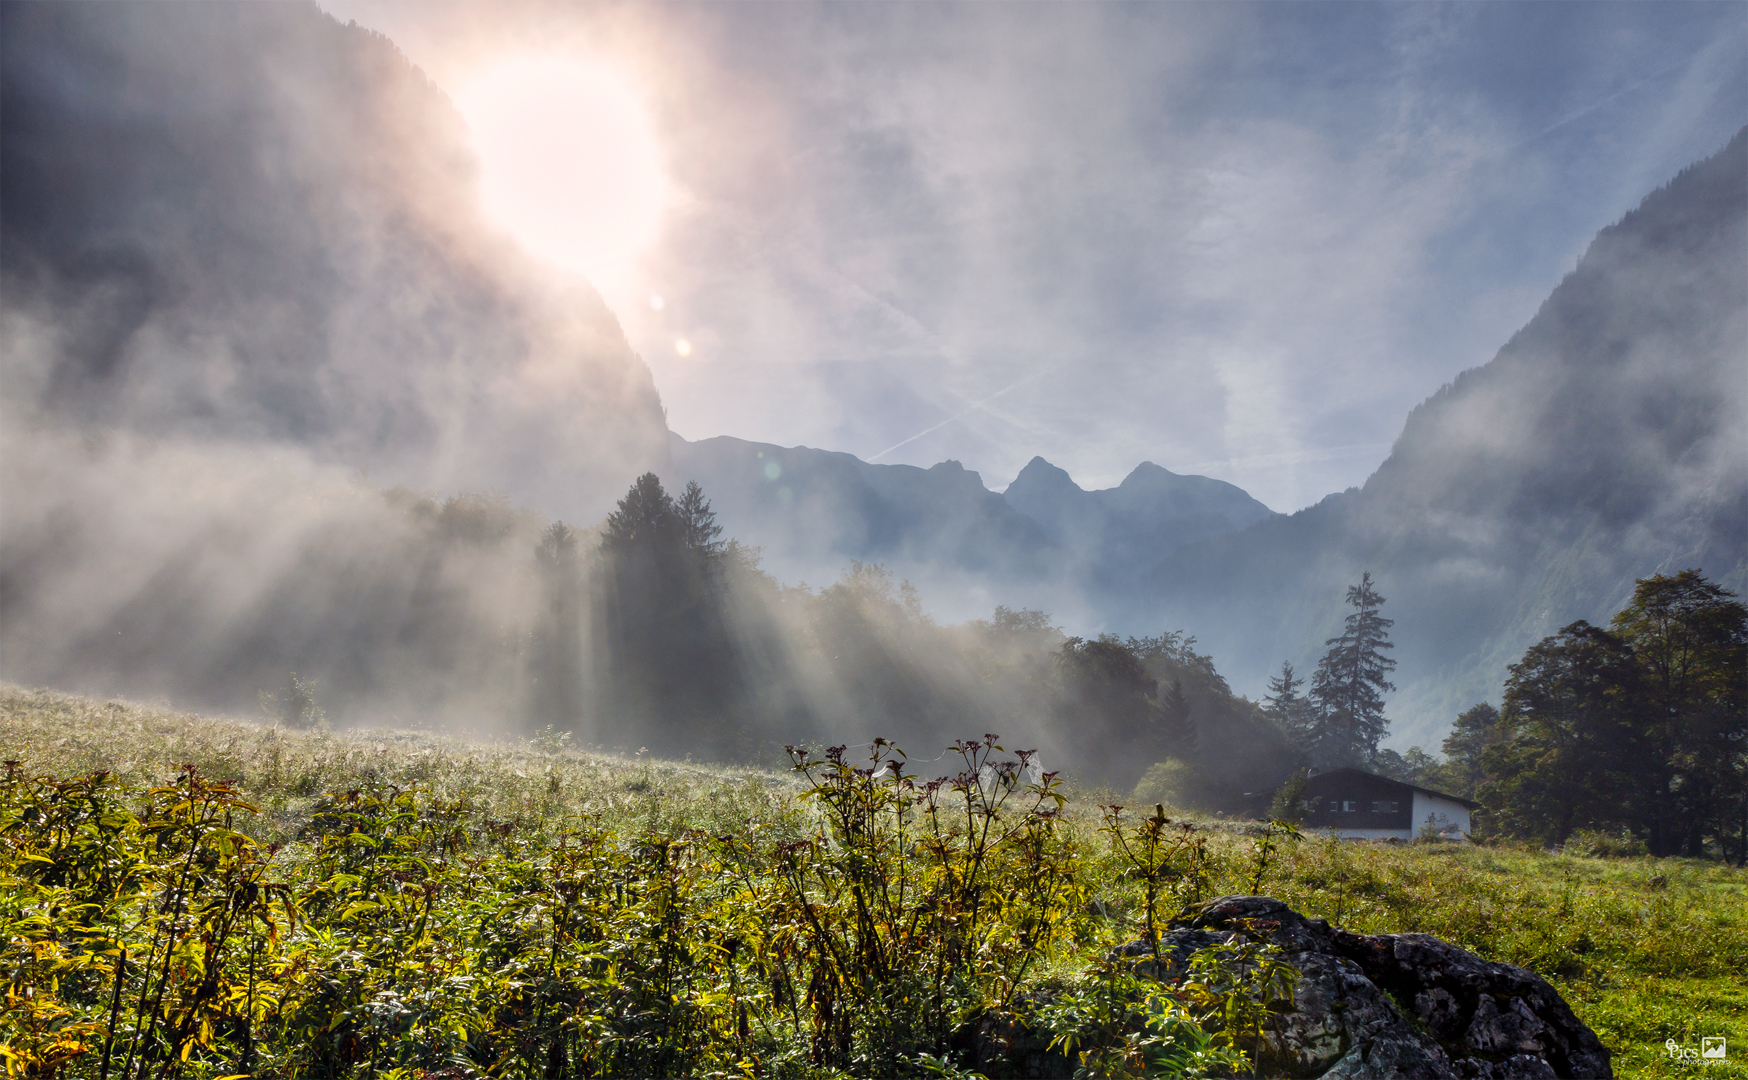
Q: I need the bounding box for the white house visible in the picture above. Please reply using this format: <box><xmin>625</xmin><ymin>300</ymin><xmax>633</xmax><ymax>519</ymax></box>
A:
<box><xmin>1298</xmin><ymin>768</ymin><xmax>1478</xmax><ymax>841</ymax></box>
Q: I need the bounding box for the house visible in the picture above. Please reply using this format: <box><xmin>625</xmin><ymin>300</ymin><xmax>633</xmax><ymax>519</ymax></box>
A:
<box><xmin>1298</xmin><ymin>768</ymin><xmax>1479</xmax><ymax>841</ymax></box>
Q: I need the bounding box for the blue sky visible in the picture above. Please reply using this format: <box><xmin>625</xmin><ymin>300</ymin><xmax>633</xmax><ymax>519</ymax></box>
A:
<box><xmin>327</xmin><ymin>1</ymin><xmax>1747</xmax><ymax>512</ymax></box>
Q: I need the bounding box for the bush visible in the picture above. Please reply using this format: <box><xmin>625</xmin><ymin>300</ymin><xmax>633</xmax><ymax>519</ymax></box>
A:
<box><xmin>1564</xmin><ymin>828</ymin><xmax>1650</xmax><ymax>858</ymax></box>
<box><xmin>1131</xmin><ymin>759</ymin><xmax>1197</xmax><ymax>809</ymax></box>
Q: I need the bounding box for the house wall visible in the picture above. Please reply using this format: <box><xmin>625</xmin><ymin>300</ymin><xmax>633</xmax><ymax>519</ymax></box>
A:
<box><xmin>1300</xmin><ymin>772</ymin><xmax>1412</xmax><ymax>831</ymax></box>
<box><xmin>1411</xmin><ymin>792</ymin><xmax>1472</xmax><ymax>839</ymax></box>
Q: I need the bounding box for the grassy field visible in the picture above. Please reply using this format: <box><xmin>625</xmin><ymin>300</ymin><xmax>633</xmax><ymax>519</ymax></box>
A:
<box><xmin>3</xmin><ymin>684</ymin><xmax>1744</xmax><ymax>1078</ymax></box>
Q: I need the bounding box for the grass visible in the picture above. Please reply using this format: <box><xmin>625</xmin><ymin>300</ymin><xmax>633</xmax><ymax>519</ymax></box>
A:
<box><xmin>3</xmin><ymin>683</ymin><xmax>1744</xmax><ymax>1078</ymax></box>
<box><xmin>1261</xmin><ymin>840</ymin><xmax>1748</xmax><ymax>1079</ymax></box>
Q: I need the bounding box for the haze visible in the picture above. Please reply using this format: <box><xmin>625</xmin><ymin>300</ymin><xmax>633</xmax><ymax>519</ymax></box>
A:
<box><xmin>326</xmin><ymin>0</ymin><xmax>1745</xmax><ymax>511</ymax></box>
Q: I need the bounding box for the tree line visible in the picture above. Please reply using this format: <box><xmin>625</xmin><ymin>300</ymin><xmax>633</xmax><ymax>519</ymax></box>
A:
<box><xmin>522</xmin><ymin>473</ymin><xmax>1298</xmax><ymax>800</ymax></box>
<box><xmin>1259</xmin><ymin>568</ymin><xmax>1746</xmax><ymax>863</ymax></box>
<box><xmin>1451</xmin><ymin>571</ymin><xmax>1745</xmax><ymax>860</ymax></box>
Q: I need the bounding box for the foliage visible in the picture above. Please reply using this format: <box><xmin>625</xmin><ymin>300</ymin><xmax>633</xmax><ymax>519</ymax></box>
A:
<box><xmin>9</xmin><ymin>685</ymin><xmax>1746</xmax><ymax>1079</ymax></box>
<box><xmin>1263</xmin><ymin>662</ymin><xmax>1317</xmax><ymax>755</ymax></box>
<box><xmin>1035</xmin><ymin>961</ymin><xmax>1246</xmax><ymax>1080</ymax></box>
<box><xmin>0</xmin><ymin>693</ymin><xmax>1306</xmax><ymax>1079</ymax></box>
<box><xmin>260</xmin><ymin>672</ymin><xmax>326</xmax><ymax>730</ymax></box>
<box><xmin>1131</xmin><ymin>760</ymin><xmax>1198</xmax><ymax>812</ymax></box>
<box><xmin>1307</xmin><ymin>572</ymin><xmax>1396</xmax><ymax>768</ymax></box>
<box><xmin>1481</xmin><ymin>621</ymin><xmax>1643</xmax><ymax>846</ymax></box>
<box><xmin>1439</xmin><ymin>702</ymin><xmax>1502</xmax><ymax>797</ymax></box>
<box><xmin>775</xmin><ymin>737</ymin><xmax>1080</xmax><ymax>1072</ymax></box>
<box><xmin>1477</xmin><ymin>571</ymin><xmax>1747</xmax><ymax>860</ymax></box>
<box><xmin>1266</xmin><ymin>769</ymin><xmax>1309</xmax><ymax>824</ymax></box>
<box><xmin>1099</xmin><ymin>803</ymin><xmax>1208</xmax><ymax>953</ymax></box>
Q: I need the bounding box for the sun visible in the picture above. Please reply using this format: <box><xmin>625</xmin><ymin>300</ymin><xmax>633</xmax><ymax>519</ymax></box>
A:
<box><xmin>455</xmin><ymin>56</ymin><xmax>666</xmax><ymax>284</ymax></box>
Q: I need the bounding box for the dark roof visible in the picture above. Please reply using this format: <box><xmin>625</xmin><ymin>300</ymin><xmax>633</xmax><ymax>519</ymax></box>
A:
<box><xmin>1304</xmin><ymin>767</ymin><xmax>1481</xmax><ymax>810</ymax></box>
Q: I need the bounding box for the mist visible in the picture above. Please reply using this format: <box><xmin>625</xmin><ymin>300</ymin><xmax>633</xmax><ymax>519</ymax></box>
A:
<box><xmin>2</xmin><ymin>3</ymin><xmax>1742</xmax><ymax>813</ymax></box>
<box><xmin>0</xmin><ymin>3</ymin><xmax>668</xmax><ymax>519</ymax></box>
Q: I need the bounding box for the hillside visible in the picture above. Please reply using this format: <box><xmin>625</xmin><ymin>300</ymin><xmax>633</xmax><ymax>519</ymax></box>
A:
<box><xmin>1142</xmin><ymin>127</ymin><xmax>1748</xmax><ymax>746</ymax></box>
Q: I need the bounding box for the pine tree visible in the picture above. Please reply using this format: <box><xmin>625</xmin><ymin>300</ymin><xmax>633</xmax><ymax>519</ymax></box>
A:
<box><xmin>1160</xmin><ymin>674</ymin><xmax>1197</xmax><ymax>756</ymax></box>
<box><xmin>596</xmin><ymin>474</ymin><xmax>741</xmax><ymax>754</ymax></box>
<box><xmin>1263</xmin><ymin>661</ymin><xmax>1317</xmax><ymax>753</ymax></box>
<box><xmin>1308</xmin><ymin>572</ymin><xmax>1396</xmax><ymax>768</ymax></box>
<box><xmin>675</xmin><ymin>480</ymin><xmax>724</xmax><ymax>558</ymax></box>
<box><xmin>602</xmin><ymin>472</ymin><xmax>680</xmax><ymax>554</ymax></box>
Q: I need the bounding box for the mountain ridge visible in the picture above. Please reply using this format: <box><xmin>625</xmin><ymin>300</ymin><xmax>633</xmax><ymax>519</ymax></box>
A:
<box><xmin>1138</xmin><ymin>125</ymin><xmax>1747</xmax><ymax>745</ymax></box>
<box><xmin>664</xmin><ymin>433</ymin><xmax>1282</xmax><ymax>605</ymax></box>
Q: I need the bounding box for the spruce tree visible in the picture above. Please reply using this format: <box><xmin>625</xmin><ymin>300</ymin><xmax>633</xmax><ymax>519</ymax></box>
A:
<box><xmin>1264</xmin><ymin>661</ymin><xmax>1317</xmax><ymax>753</ymax></box>
<box><xmin>1308</xmin><ymin>572</ymin><xmax>1396</xmax><ymax>768</ymax></box>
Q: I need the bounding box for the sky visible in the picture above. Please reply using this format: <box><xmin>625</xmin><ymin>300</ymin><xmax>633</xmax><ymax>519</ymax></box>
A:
<box><xmin>321</xmin><ymin>1</ymin><xmax>1747</xmax><ymax>512</ymax></box>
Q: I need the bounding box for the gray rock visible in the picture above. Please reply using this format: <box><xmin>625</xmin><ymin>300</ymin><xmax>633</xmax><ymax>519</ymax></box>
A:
<box><xmin>1132</xmin><ymin>896</ymin><xmax>1612</xmax><ymax>1079</ymax></box>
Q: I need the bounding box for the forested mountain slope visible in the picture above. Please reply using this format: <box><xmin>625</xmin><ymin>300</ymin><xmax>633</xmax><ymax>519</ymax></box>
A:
<box><xmin>1143</xmin><ymin>127</ymin><xmax>1748</xmax><ymax>747</ymax></box>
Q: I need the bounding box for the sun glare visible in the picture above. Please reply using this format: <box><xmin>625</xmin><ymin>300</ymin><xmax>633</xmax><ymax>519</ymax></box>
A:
<box><xmin>456</xmin><ymin>56</ymin><xmax>665</xmax><ymax>284</ymax></box>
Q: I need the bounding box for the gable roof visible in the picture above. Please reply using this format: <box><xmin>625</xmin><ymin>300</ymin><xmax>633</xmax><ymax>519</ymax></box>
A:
<box><xmin>1304</xmin><ymin>767</ymin><xmax>1481</xmax><ymax>810</ymax></box>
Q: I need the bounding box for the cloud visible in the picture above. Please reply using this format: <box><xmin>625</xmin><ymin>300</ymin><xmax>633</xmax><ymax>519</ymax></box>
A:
<box><xmin>325</xmin><ymin>1</ymin><xmax>1744</xmax><ymax>510</ymax></box>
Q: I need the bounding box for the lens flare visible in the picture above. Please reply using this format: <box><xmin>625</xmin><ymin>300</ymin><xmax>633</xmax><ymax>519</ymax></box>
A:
<box><xmin>456</xmin><ymin>56</ymin><xmax>665</xmax><ymax>284</ymax></box>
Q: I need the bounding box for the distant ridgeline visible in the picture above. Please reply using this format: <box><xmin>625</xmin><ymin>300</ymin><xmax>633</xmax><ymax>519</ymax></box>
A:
<box><xmin>665</xmin><ymin>434</ymin><xmax>1277</xmax><ymax>595</ymax></box>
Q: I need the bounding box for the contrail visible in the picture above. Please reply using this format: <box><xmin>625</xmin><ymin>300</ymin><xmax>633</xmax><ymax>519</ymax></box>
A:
<box><xmin>867</xmin><ymin>365</ymin><xmax>1060</xmax><ymax>462</ymax></box>
<box><xmin>1509</xmin><ymin>33</ymin><xmax>1738</xmax><ymax>153</ymax></box>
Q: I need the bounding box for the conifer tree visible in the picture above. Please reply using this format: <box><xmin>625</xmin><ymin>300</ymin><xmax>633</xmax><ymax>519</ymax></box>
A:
<box><xmin>1308</xmin><ymin>573</ymin><xmax>1396</xmax><ymax>767</ymax></box>
<box><xmin>1160</xmin><ymin>674</ymin><xmax>1197</xmax><ymax>756</ymax></box>
<box><xmin>1263</xmin><ymin>661</ymin><xmax>1317</xmax><ymax>753</ymax></box>
<box><xmin>675</xmin><ymin>480</ymin><xmax>724</xmax><ymax>558</ymax></box>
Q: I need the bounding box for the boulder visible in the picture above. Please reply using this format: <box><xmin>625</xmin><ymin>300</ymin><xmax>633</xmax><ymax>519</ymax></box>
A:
<box><xmin>1135</xmin><ymin>896</ymin><xmax>1612</xmax><ymax>1079</ymax></box>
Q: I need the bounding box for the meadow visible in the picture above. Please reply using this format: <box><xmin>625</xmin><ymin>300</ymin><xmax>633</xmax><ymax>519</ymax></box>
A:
<box><xmin>3</xmin><ymin>684</ymin><xmax>1743</xmax><ymax>1079</ymax></box>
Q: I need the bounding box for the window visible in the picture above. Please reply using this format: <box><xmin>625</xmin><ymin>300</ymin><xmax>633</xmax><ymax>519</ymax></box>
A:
<box><xmin>1371</xmin><ymin>800</ymin><xmax>1401</xmax><ymax>813</ymax></box>
<box><xmin>1328</xmin><ymin>799</ymin><xmax>1340</xmax><ymax>812</ymax></box>
<box><xmin>1342</xmin><ymin>800</ymin><xmax>1358</xmax><ymax>812</ymax></box>
<box><xmin>1370</xmin><ymin>801</ymin><xmax>1382</xmax><ymax>813</ymax></box>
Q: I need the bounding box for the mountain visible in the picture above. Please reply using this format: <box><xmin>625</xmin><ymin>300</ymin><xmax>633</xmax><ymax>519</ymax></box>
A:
<box><xmin>1004</xmin><ymin>456</ymin><xmax>1276</xmax><ymax>588</ymax></box>
<box><xmin>0</xmin><ymin>2</ymin><xmax>668</xmax><ymax>715</ymax></box>
<box><xmin>664</xmin><ymin>434</ymin><xmax>1280</xmax><ymax>609</ymax></box>
<box><xmin>0</xmin><ymin>1</ymin><xmax>668</xmax><ymax>517</ymax></box>
<box><xmin>1139</xmin><ymin>127</ymin><xmax>1748</xmax><ymax>747</ymax></box>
